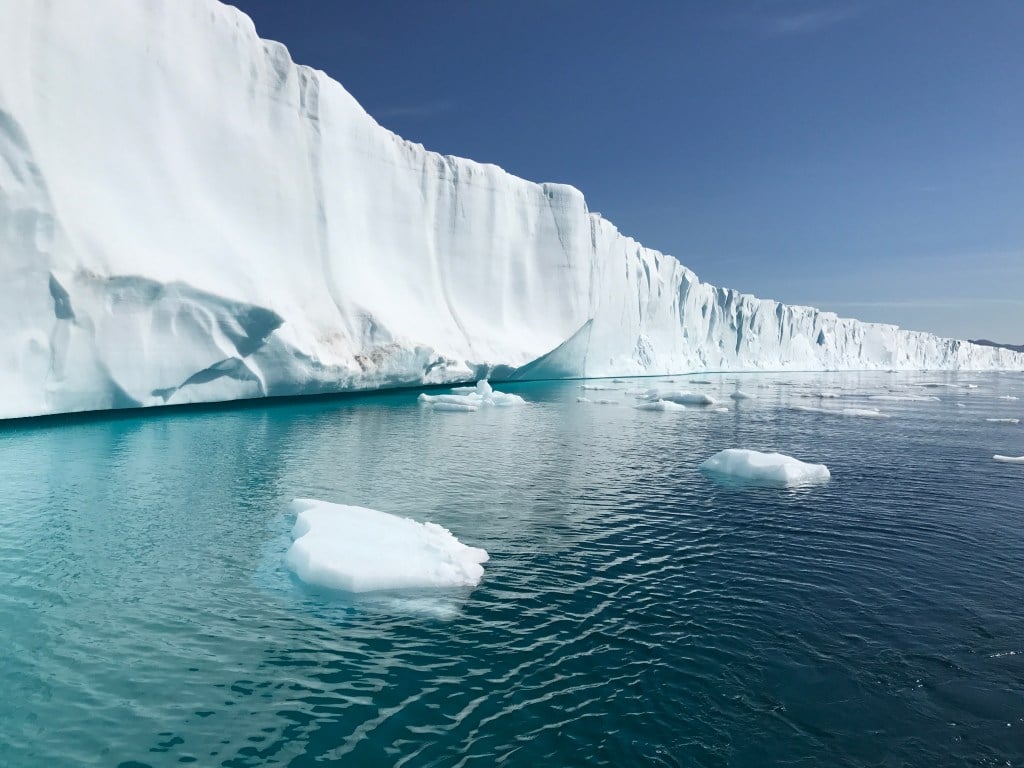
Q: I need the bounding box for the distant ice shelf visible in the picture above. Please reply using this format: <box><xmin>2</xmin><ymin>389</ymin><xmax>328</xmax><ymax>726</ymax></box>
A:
<box><xmin>1</xmin><ymin>0</ymin><xmax>1023</xmax><ymax>420</ymax></box>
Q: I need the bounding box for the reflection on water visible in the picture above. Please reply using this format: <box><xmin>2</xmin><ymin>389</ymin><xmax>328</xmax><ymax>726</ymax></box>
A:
<box><xmin>1</xmin><ymin>371</ymin><xmax>1023</xmax><ymax>766</ymax></box>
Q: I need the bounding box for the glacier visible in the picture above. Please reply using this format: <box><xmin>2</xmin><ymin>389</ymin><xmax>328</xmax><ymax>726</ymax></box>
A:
<box><xmin>2</xmin><ymin>0</ymin><xmax>1023</xmax><ymax>421</ymax></box>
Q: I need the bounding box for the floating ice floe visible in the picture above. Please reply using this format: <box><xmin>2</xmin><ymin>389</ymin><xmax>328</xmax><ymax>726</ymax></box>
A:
<box><xmin>580</xmin><ymin>383</ymin><xmax>618</xmax><ymax>391</ymax></box>
<box><xmin>710</xmin><ymin>406</ymin><xmax>730</xmax><ymax>413</ymax></box>
<box><xmin>815</xmin><ymin>391</ymin><xmax>841</xmax><ymax>399</ymax></box>
<box><xmin>418</xmin><ymin>380</ymin><xmax>524</xmax><ymax>410</ymax></box>
<box><xmin>635</xmin><ymin>400</ymin><xmax>687</xmax><ymax>412</ymax></box>
<box><xmin>285</xmin><ymin>499</ymin><xmax>488</xmax><ymax>593</ymax></box>
<box><xmin>699</xmin><ymin>449</ymin><xmax>831</xmax><ymax>487</ymax></box>
<box><xmin>661</xmin><ymin>391</ymin><xmax>718</xmax><ymax>406</ymax></box>
<box><xmin>993</xmin><ymin>455</ymin><xmax>1024</xmax><ymax>464</ymax></box>
<box><xmin>956</xmin><ymin>403</ymin><xmax>967</xmax><ymax>408</ymax></box>
<box><xmin>985</xmin><ymin>418</ymin><xmax>1020</xmax><ymax>424</ymax></box>
<box><xmin>729</xmin><ymin>391</ymin><xmax>755</xmax><ymax>401</ymax></box>
<box><xmin>578</xmin><ymin>396</ymin><xmax>618</xmax><ymax>405</ymax></box>
<box><xmin>791</xmin><ymin>405</ymin><xmax>889</xmax><ymax>419</ymax></box>
<box><xmin>867</xmin><ymin>394</ymin><xmax>940</xmax><ymax>402</ymax></box>
<box><xmin>998</xmin><ymin>395</ymin><xmax>1019</xmax><ymax>401</ymax></box>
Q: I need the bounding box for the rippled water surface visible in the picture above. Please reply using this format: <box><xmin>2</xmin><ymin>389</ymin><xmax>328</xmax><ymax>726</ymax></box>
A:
<box><xmin>2</xmin><ymin>372</ymin><xmax>1023</xmax><ymax>767</ymax></box>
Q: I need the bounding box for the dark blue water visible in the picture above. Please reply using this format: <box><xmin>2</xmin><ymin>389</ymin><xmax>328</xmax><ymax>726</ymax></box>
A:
<box><xmin>1</xmin><ymin>372</ymin><xmax>1023</xmax><ymax>767</ymax></box>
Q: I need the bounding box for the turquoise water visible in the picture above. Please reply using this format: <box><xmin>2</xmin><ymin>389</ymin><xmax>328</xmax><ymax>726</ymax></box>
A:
<box><xmin>1</xmin><ymin>372</ymin><xmax>1023</xmax><ymax>767</ymax></box>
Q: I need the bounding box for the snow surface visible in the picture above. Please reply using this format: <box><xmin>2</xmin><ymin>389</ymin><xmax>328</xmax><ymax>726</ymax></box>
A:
<box><xmin>993</xmin><ymin>455</ymin><xmax>1024</xmax><ymax>464</ymax></box>
<box><xmin>2</xmin><ymin>0</ymin><xmax>1023</xmax><ymax>419</ymax></box>
<box><xmin>284</xmin><ymin>499</ymin><xmax>488</xmax><ymax>592</ymax></box>
<box><xmin>699</xmin><ymin>449</ymin><xmax>831</xmax><ymax>486</ymax></box>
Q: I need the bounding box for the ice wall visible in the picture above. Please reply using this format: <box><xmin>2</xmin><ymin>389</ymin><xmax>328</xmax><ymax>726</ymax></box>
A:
<box><xmin>1</xmin><ymin>0</ymin><xmax>1021</xmax><ymax>420</ymax></box>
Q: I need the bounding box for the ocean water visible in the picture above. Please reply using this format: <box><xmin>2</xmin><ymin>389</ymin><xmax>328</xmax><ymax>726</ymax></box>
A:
<box><xmin>1</xmin><ymin>372</ymin><xmax>1022</xmax><ymax>767</ymax></box>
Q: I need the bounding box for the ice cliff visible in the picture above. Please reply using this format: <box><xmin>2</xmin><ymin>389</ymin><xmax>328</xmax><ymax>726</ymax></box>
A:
<box><xmin>2</xmin><ymin>0</ymin><xmax>1022</xmax><ymax>420</ymax></box>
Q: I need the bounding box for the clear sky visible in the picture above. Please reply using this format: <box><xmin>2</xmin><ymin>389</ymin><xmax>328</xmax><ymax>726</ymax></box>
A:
<box><xmin>228</xmin><ymin>0</ymin><xmax>1023</xmax><ymax>342</ymax></box>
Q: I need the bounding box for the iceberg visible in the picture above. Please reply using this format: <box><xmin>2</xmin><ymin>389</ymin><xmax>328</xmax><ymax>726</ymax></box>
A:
<box><xmin>699</xmin><ymin>449</ymin><xmax>831</xmax><ymax>486</ymax></box>
<box><xmin>418</xmin><ymin>380</ymin><xmax>524</xmax><ymax>410</ymax></box>
<box><xmin>1</xmin><ymin>0</ymin><xmax>1023</xmax><ymax>420</ymax></box>
<box><xmin>284</xmin><ymin>499</ymin><xmax>488</xmax><ymax>593</ymax></box>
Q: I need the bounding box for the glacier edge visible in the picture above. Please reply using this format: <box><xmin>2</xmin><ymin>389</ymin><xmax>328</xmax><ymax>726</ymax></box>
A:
<box><xmin>0</xmin><ymin>0</ymin><xmax>1022</xmax><ymax>420</ymax></box>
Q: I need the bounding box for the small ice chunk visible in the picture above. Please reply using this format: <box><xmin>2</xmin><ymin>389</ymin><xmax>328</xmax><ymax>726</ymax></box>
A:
<box><xmin>729</xmin><ymin>391</ymin><xmax>755</xmax><ymax>401</ymax></box>
<box><xmin>816</xmin><ymin>391</ymin><xmax>841</xmax><ymax>399</ymax></box>
<box><xmin>868</xmin><ymin>395</ymin><xmax>940</xmax><ymax>402</ymax></box>
<box><xmin>580</xmin><ymin>383</ymin><xmax>617</xmax><ymax>391</ymax></box>
<box><xmin>577</xmin><ymin>395</ymin><xmax>617</xmax><ymax>405</ymax></box>
<box><xmin>634</xmin><ymin>387</ymin><xmax>662</xmax><ymax>401</ymax></box>
<box><xmin>986</xmin><ymin>418</ymin><xmax>1020</xmax><ymax>424</ymax></box>
<box><xmin>956</xmin><ymin>403</ymin><xmax>967</xmax><ymax>408</ymax></box>
<box><xmin>841</xmin><ymin>408</ymin><xmax>889</xmax><ymax>419</ymax></box>
<box><xmin>285</xmin><ymin>499</ymin><xmax>488</xmax><ymax>593</ymax></box>
<box><xmin>993</xmin><ymin>455</ymin><xmax>1024</xmax><ymax>464</ymax></box>
<box><xmin>419</xmin><ymin>380</ymin><xmax>524</xmax><ymax>410</ymax></box>
<box><xmin>635</xmin><ymin>399</ymin><xmax>687</xmax><ymax>412</ymax></box>
<box><xmin>710</xmin><ymin>406</ymin><xmax>730</xmax><ymax>413</ymax></box>
<box><xmin>791</xmin><ymin>405</ymin><xmax>888</xmax><ymax>419</ymax></box>
<box><xmin>998</xmin><ymin>395</ymin><xmax>1019</xmax><ymax>401</ymax></box>
<box><xmin>699</xmin><ymin>449</ymin><xmax>830</xmax><ymax>487</ymax></box>
<box><xmin>662</xmin><ymin>391</ymin><xmax>717</xmax><ymax>406</ymax></box>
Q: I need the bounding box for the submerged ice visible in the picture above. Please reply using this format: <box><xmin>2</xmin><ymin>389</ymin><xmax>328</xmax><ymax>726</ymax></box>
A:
<box><xmin>284</xmin><ymin>499</ymin><xmax>488</xmax><ymax>593</ymax></box>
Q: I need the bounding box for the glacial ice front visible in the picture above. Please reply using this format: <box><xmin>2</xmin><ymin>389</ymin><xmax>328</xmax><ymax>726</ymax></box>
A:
<box><xmin>284</xmin><ymin>499</ymin><xmax>489</xmax><ymax>593</ymax></box>
<box><xmin>1</xmin><ymin>0</ymin><xmax>1023</xmax><ymax>420</ymax></box>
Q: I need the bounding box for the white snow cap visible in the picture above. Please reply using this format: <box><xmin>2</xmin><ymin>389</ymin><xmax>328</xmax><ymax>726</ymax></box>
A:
<box><xmin>699</xmin><ymin>449</ymin><xmax>831</xmax><ymax>486</ymax></box>
<box><xmin>285</xmin><ymin>499</ymin><xmax>489</xmax><ymax>593</ymax></box>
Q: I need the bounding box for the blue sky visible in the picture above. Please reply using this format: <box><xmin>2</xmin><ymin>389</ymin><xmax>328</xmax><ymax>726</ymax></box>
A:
<box><xmin>228</xmin><ymin>0</ymin><xmax>1023</xmax><ymax>342</ymax></box>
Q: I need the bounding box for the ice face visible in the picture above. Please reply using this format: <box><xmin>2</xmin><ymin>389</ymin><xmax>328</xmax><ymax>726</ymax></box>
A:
<box><xmin>1</xmin><ymin>0</ymin><xmax>1023</xmax><ymax>419</ymax></box>
<box><xmin>284</xmin><ymin>499</ymin><xmax>489</xmax><ymax>593</ymax></box>
<box><xmin>699</xmin><ymin>449</ymin><xmax>831</xmax><ymax>487</ymax></box>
